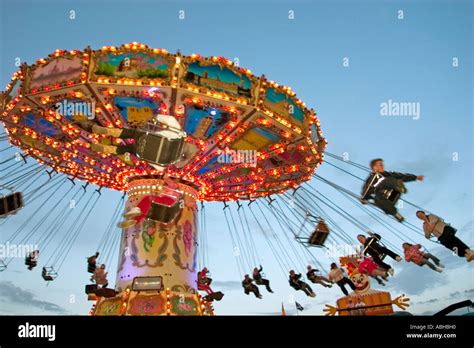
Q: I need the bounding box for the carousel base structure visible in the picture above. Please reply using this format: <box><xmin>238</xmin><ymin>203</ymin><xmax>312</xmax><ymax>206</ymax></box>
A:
<box><xmin>89</xmin><ymin>177</ymin><xmax>214</xmax><ymax>316</ymax></box>
<box><xmin>90</xmin><ymin>288</ymin><xmax>214</xmax><ymax>316</ymax></box>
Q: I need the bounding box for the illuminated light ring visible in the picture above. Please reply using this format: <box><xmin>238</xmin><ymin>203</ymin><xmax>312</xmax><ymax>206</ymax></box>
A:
<box><xmin>0</xmin><ymin>43</ymin><xmax>326</xmax><ymax>200</ymax></box>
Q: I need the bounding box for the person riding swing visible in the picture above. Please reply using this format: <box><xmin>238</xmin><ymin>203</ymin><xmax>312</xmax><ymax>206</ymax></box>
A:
<box><xmin>87</xmin><ymin>252</ymin><xmax>99</xmax><ymax>273</ymax></box>
<box><xmin>25</xmin><ymin>250</ymin><xmax>39</xmax><ymax>271</ymax></box>
<box><xmin>242</xmin><ymin>274</ymin><xmax>262</xmax><ymax>299</ymax></box>
<box><xmin>252</xmin><ymin>265</ymin><xmax>273</xmax><ymax>293</ymax></box>
<box><xmin>360</xmin><ymin>158</ymin><xmax>424</xmax><ymax>222</ymax></box>
<box><xmin>357</xmin><ymin>232</ymin><xmax>401</xmax><ymax>276</ymax></box>
<box><xmin>288</xmin><ymin>270</ymin><xmax>316</xmax><ymax>297</ymax></box>
<box><xmin>306</xmin><ymin>265</ymin><xmax>332</xmax><ymax>288</ymax></box>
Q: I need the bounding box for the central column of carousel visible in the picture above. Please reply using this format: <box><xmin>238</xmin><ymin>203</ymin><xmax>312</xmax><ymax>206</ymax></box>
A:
<box><xmin>91</xmin><ymin>177</ymin><xmax>214</xmax><ymax>316</ymax></box>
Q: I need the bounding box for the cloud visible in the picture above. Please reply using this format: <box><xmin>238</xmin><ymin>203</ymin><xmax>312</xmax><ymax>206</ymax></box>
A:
<box><xmin>416</xmin><ymin>288</ymin><xmax>474</xmax><ymax>306</ymax></box>
<box><xmin>461</xmin><ymin>288</ymin><xmax>474</xmax><ymax>297</ymax></box>
<box><xmin>212</xmin><ymin>280</ymin><xmax>242</xmax><ymax>291</ymax></box>
<box><xmin>0</xmin><ymin>281</ymin><xmax>68</xmax><ymax>314</ymax></box>
<box><xmin>415</xmin><ymin>298</ymin><xmax>439</xmax><ymax>305</ymax></box>
<box><xmin>388</xmin><ymin>261</ymin><xmax>445</xmax><ymax>295</ymax></box>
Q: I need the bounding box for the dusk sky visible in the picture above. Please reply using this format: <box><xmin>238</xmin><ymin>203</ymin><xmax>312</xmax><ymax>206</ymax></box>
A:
<box><xmin>0</xmin><ymin>0</ymin><xmax>472</xmax><ymax>316</ymax></box>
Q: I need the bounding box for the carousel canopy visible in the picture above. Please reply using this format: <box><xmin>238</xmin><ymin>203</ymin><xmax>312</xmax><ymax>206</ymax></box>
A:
<box><xmin>0</xmin><ymin>43</ymin><xmax>326</xmax><ymax>201</ymax></box>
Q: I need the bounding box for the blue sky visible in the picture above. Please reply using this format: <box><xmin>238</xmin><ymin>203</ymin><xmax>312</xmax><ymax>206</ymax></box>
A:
<box><xmin>0</xmin><ymin>0</ymin><xmax>472</xmax><ymax>315</ymax></box>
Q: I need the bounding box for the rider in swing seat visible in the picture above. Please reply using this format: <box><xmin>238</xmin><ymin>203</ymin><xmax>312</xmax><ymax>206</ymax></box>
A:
<box><xmin>252</xmin><ymin>265</ymin><xmax>273</xmax><ymax>293</ymax></box>
<box><xmin>360</xmin><ymin>158</ymin><xmax>424</xmax><ymax>222</ymax></box>
<box><xmin>357</xmin><ymin>233</ymin><xmax>401</xmax><ymax>276</ymax></box>
<box><xmin>242</xmin><ymin>274</ymin><xmax>262</xmax><ymax>299</ymax></box>
<box><xmin>289</xmin><ymin>270</ymin><xmax>316</xmax><ymax>298</ymax></box>
<box><xmin>87</xmin><ymin>252</ymin><xmax>99</xmax><ymax>273</ymax></box>
<box><xmin>25</xmin><ymin>250</ymin><xmax>39</xmax><ymax>271</ymax></box>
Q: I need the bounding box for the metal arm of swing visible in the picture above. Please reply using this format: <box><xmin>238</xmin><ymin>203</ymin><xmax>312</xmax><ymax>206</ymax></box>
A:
<box><xmin>292</xmin><ymin>186</ymin><xmax>301</xmax><ymax>196</ymax></box>
<box><xmin>362</xmin><ymin>236</ymin><xmax>387</xmax><ymax>260</ymax></box>
<box><xmin>46</xmin><ymin>169</ymin><xmax>57</xmax><ymax>178</ymax></box>
<box><xmin>82</xmin><ymin>182</ymin><xmax>89</xmax><ymax>192</ymax></box>
<box><xmin>305</xmin><ymin>212</ymin><xmax>320</xmax><ymax>223</ymax></box>
<box><xmin>236</xmin><ymin>201</ymin><xmax>242</xmax><ymax>211</ymax></box>
<box><xmin>223</xmin><ymin>201</ymin><xmax>229</xmax><ymax>210</ymax></box>
<box><xmin>67</xmin><ymin>175</ymin><xmax>76</xmax><ymax>185</ymax></box>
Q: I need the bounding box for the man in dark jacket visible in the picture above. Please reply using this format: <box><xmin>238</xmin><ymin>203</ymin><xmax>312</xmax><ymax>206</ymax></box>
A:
<box><xmin>289</xmin><ymin>270</ymin><xmax>316</xmax><ymax>297</ymax></box>
<box><xmin>252</xmin><ymin>265</ymin><xmax>273</xmax><ymax>293</ymax></box>
<box><xmin>360</xmin><ymin>158</ymin><xmax>424</xmax><ymax>222</ymax></box>
<box><xmin>357</xmin><ymin>233</ymin><xmax>401</xmax><ymax>276</ymax></box>
<box><xmin>242</xmin><ymin>274</ymin><xmax>262</xmax><ymax>299</ymax></box>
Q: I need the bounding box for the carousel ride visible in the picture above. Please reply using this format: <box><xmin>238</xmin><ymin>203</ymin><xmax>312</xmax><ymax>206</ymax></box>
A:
<box><xmin>2</xmin><ymin>43</ymin><xmax>469</xmax><ymax>316</ymax></box>
<box><xmin>0</xmin><ymin>43</ymin><xmax>325</xmax><ymax>316</ymax></box>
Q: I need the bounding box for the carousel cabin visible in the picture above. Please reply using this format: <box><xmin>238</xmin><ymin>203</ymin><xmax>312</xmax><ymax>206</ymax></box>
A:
<box><xmin>308</xmin><ymin>220</ymin><xmax>330</xmax><ymax>246</ymax></box>
<box><xmin>0</xmin><ymin>192</ymin><xmax>24</xmax><ymax>218</ymax></box>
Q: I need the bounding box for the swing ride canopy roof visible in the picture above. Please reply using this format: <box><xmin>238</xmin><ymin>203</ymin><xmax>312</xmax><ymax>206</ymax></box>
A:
<box><xmin>0</xmin><ymin>43</ymin><xmax>326</xmax><ymax>201</ymax></box>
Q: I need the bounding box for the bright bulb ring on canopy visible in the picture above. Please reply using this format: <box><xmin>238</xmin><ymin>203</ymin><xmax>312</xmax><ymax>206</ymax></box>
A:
<box><xmin>0</xmin><ymin>43</ymin><xmax>326</xmax><ymax>201</ymax></box>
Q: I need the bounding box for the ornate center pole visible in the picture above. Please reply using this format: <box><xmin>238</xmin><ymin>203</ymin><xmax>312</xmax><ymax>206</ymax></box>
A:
<box><xmin>92</xmin><ymin>178</ymin><xmax>213</xmax><ymax>316</ymax></box>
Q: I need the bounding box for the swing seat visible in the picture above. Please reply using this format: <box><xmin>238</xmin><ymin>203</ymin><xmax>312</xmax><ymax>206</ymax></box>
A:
<box><xmin>197</xmin><ymin>281</ymin><xmax>211</xmax><ymax>290</ymax></box>
<box><xmin>25</xmin><ymin>257</ymin><xmax>34</xmax><ymax>265</ymax></box>
<box><xmin>25</xmin><ymin>257</ymin><xmax>38</xmax><ymax>269</ymax></box>
<box><xmin>0</xmin><ymin>192</ymin><xmax>24</xmax><ymax>218</ymax></box>
<box><xmin>203</xmin><ymin>291</ymin><xmax>224</xmax><ymax>302</ymax></box>
<box><xmin>147</xmin><ymin>196</ymin><xmax>182</xmax><ymax>224</ymax></box>
<box><xmin>380</xmin><ymin>188</ymin><xmax>400</xmax><ymax>204</ymax></box>
<box><xmin>94</xmin><ymin>287</ymin><xmax>117</xmax><ymax>298</ymax></box>
<box><xmin>42</xmin><ymin>267</ymin><xmax>58</xmax><ymax>281</ymax></box>
<box><xmin>308</xmin><ymin>220</ymin><xmax>330</xmax><ymax>246</ymax></box>
<box><xmin>135</xmin><ymin>117</ymin><xmax>186</xmax><ymax>166</ymax></box>
<box><xmin>289</xmin><ymin>280</ymin><xmax>301</xmax><ymax>290</ymax></box>
<box><xmin>365</xmin><ymin>236</ymin><xmax>387</xmax><ymax>261</ymax></box>
<box><xmin>198</xmin><ymin>274</ymin><xmax>212</xmax><ymax>286</ymax></box>
<box><xmin>87</xmin><ymin>263</ymin><xmax>96</xmax><ymax>273</ymax></box>
<box><xmin>85</xmin><ymin>284</ymin><xmax>98</xmax><ymax>294</ymax></box>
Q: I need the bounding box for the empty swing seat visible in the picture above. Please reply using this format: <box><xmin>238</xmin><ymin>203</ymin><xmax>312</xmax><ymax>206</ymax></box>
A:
<box><xmin>94</xmin><ymin>287</ymin><xmax>117</xmax><ymax>298</ymax></box>
<box><xmin>308</xmin><ymin>220</ymin><xmax>330</xmax><ymax>246</ymax></box>
<box><xmin>147</xmin><ymin>188</ymin><xmax>183</xmax><ymax>224</ymax></box>
<box><xmin>135</xmin><ymin>116</ymin><xmax>186</xmax><ymax>167</ymax></box>
<box><xmin>0</xmin><ymin>192</ymin><xmax>24</xmax><ymax>218</ymax></box>
<box><xmin>85</xmin><ymin>284</ymin><xmax>99</xmax><ymax>294</ymax></box>
<box><xmin>203</xmin><ymin>291</ymin><xmax>224</xmax><ymax>302</ymax></box>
